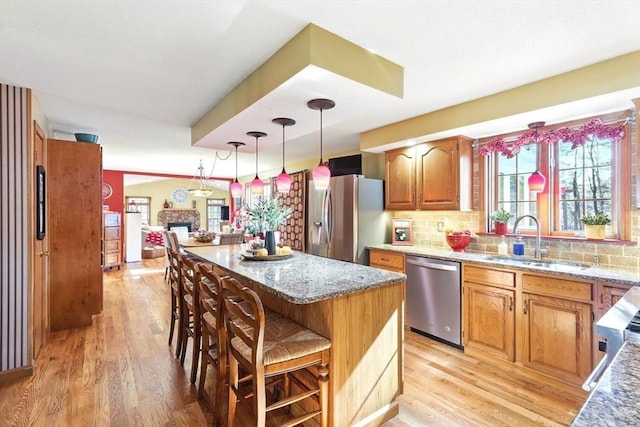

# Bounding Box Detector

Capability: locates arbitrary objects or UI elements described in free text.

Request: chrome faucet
[513,214,546,260]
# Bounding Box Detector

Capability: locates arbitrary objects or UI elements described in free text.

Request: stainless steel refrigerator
[307,175,389,264]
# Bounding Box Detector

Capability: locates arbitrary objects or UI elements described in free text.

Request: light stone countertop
[367,244,640,286]
[571,341,640,427]
[184,244,406,304]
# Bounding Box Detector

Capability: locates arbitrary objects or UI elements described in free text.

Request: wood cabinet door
[384,147,415,210]
[464,282,515,361]
[416,138,459,210]
[522,293,592,385]
[47,138,103,332]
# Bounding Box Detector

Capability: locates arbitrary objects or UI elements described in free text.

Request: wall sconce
[247,131,267,195]
[227,141,245,198]
[307,98,335,190]
[272,117,295,194]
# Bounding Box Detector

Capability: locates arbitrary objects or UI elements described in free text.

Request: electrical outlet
[437,221,444,232]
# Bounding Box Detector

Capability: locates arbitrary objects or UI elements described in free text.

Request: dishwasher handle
[406,258,459,272]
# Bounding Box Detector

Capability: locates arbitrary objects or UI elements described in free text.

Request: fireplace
[157,209,200,230]
[167,222,192,232]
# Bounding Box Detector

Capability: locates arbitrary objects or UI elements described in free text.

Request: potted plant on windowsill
[489,208,513,235]
[581,213,611,239]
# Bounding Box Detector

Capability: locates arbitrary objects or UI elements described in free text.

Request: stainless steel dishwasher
[405,256,462,348]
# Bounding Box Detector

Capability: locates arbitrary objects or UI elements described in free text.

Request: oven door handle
[582,355,609,392]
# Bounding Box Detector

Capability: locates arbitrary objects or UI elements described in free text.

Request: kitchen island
[185,245,406,427]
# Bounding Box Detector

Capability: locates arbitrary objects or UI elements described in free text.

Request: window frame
[125,196,151,225]
[206,198,226,231]
[481,111,632,241]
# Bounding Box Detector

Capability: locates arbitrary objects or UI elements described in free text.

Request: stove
[583,286,640,391]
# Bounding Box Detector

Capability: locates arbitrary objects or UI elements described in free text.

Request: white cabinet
[125,212,142,262]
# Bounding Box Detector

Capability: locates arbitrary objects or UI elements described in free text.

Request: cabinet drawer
[370,250,405,272]
[464,265,515,288]
[523,275,592,302]
[104,226,120,240]
[104,253,120,265]
[104,240,120,252]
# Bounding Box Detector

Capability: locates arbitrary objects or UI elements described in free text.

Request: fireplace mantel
[158,209,200,230]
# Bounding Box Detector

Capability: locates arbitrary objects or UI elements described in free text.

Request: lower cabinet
[463,264,594,387]
[369,249,405,273]
[464,282,515,362]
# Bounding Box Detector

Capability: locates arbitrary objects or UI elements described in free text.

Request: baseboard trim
[0,365,33,384]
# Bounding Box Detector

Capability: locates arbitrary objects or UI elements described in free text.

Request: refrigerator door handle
[323,187,332,248]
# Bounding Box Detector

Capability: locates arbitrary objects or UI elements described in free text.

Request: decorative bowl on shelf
[445,233,471,252]
[74,133,100,143]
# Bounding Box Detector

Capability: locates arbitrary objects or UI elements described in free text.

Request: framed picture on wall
[36,165,46,240]
[392,218,412,246]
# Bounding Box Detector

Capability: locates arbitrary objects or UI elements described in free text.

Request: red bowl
[446,234,471,252]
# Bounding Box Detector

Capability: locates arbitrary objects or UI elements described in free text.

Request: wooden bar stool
[196,264,227,426]
[179,254,201,384]
[166,247,183,358]
[221,276,331,427]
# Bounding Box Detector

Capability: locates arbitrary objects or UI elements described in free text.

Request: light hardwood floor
[0,258,587,426]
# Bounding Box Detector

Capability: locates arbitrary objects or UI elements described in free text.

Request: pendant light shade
[527,121,546,193]
[307,98,335,191]
[188,159,214,198]
[272,117,296,194]
[528,170,546,193]
[247,131,266,195]
[227,141,245,198]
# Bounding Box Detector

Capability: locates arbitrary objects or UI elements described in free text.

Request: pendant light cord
[255,136,259,179]
[319,108,324,165]
[282,125,286,170]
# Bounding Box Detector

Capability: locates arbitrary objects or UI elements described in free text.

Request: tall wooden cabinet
[47,138,103,331]
[384,136,473,210]
[103,211,122,269]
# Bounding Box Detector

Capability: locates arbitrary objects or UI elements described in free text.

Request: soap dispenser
[513,236,525,257]
[498,236,508,256]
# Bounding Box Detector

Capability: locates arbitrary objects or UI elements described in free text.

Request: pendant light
[247,131,267,195]
[227,141,245,198]
[527,121,546,193]
[307,98,335,190]
[188,159,214,198]
[272,117,296,194]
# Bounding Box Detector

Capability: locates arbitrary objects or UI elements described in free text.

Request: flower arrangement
[581,212,611,225]
[243,195,293,234]
[478,118,626,158]
[194,229,215,242]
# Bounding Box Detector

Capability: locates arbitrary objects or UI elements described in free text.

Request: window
[206,198,225,231]
[485,112,631,240]
[125,196,150,224]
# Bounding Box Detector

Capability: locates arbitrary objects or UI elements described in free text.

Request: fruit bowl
[445,233,471,252]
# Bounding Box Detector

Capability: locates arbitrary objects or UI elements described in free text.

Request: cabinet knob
[39,250,49,257]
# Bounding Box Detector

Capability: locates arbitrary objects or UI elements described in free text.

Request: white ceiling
[1,1,639,180]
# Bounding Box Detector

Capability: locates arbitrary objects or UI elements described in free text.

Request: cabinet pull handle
[508,296,513,311]
[381,257,389,262]
[523,299,528,315]
[600,293,603,305]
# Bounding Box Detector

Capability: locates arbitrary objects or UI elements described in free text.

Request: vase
[585,224,605,239]
[265,230,276,255]
[494,222,509,235]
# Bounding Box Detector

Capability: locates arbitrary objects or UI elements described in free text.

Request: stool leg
[227,355,238,427]
[190,319,201,384]
[175,298,185,358]
[319,355,330,427]
[198,330,208,398]
[168,293,177,346]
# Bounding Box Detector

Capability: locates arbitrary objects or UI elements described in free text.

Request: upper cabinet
[385,136,473,211]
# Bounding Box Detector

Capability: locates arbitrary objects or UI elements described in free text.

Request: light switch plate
[437,221,444,232]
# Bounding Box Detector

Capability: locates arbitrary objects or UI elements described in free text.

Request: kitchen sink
[482,255,590,272]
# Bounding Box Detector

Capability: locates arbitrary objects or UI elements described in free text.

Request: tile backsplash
[393,210,640,269]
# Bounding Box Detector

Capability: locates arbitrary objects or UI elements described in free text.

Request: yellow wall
[125,178,229,227]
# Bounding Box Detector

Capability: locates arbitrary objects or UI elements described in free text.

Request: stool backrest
[221,276,265,368]
[166,247,182,289]
[198,265,224,332]
[164,230,180,251]
[180,255,200,314]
